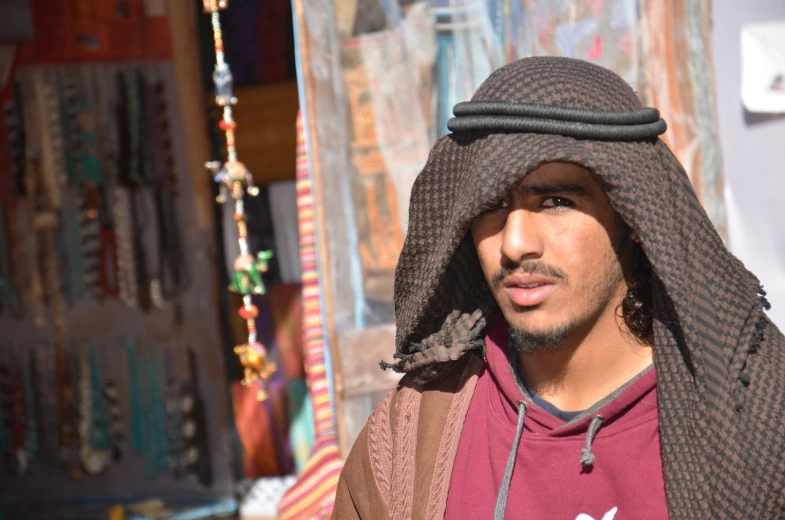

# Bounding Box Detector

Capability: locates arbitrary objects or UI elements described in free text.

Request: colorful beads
[238,304,258,320]
[218,119,236,131]
[205,0,274,400]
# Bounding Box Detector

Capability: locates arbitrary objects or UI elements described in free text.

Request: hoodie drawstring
[580,415,605,467]
[494,400,528,520]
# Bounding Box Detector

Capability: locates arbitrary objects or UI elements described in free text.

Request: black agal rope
[447,101,667,141]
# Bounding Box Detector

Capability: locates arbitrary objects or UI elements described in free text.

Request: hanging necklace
[203,0,276,400]
[90,68,119,301]
[21,68,68,338]
[118,71,152,312]
[99,341,125,462]
[112,71,139,309]
[149,79,189,321]
[77,344,110,476]
[164,345,184,476]
[19,71,49,329]
[75,70,105,302]
[182,345,211,485]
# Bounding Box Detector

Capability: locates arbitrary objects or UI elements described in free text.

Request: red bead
[219,119,236,131]
[238,305,258,320]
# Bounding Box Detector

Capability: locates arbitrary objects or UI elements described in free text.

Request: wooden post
[166,0,214,232]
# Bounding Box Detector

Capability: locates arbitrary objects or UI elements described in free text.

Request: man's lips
[502,275,557,307]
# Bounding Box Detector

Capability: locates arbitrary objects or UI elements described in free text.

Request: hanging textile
[277,112,342,520]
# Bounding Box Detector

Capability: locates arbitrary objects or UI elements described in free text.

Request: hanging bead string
[164,345,184,477]
[62,188,86,304]
[183,345,210,485]
[113,185,138,308]
[125,71,153,313]
[25,69,68,338]
[88,345,110,457]
[113,71,139,309]
[41,69,69,338]
[75,71,104,302]
[36,69,65,209]
[20,72,49,330]
[90,67,120,301]
[151,79,189,321]
[78,343,110,476]
[202,0,275,401]
[98,341,125,462]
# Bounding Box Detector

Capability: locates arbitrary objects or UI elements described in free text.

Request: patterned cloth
[277,112,343,519]
[389,57,784,518]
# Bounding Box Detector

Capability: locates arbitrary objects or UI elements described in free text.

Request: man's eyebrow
[513,182,590,196]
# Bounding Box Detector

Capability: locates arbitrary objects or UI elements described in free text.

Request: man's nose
[500,208,544,264]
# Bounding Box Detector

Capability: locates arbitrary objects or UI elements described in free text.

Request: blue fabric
[521,379,584,423]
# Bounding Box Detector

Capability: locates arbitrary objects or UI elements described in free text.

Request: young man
[333,57,785,519]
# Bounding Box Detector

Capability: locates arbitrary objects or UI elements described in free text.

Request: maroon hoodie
[444,316,669,520]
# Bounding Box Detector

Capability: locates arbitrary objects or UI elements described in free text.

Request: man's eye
[541,197,573,209]
[490,198,510,211]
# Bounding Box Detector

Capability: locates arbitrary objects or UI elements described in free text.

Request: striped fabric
[277,112,343,519]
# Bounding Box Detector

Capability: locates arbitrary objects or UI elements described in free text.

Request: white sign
[741,21,785,113]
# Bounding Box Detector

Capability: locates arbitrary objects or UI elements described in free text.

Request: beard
[502,254,625,354]
[509,322,575,353]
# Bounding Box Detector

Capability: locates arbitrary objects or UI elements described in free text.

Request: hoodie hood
[390,56,782,518]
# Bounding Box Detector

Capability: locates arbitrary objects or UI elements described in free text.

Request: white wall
[713,0,785,328]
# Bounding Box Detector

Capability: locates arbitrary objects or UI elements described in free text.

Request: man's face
[471,162,630,352]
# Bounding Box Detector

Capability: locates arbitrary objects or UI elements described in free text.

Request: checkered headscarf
[390,57,785,518]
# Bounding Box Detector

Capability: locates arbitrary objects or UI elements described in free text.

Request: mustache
[491,261,568,289]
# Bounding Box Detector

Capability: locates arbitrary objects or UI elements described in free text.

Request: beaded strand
[202,0,275,401]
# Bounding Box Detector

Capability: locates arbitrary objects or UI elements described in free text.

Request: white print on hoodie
[576,507,618,520]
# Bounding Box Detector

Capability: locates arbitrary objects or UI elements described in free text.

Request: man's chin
[508,321,575,354]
